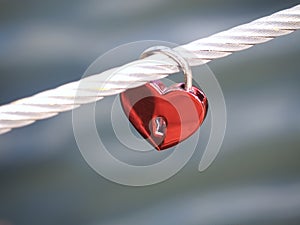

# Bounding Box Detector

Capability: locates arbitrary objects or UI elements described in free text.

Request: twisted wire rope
[1,4,300,135]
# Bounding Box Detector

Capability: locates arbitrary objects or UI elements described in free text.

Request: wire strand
[1,4,300,135]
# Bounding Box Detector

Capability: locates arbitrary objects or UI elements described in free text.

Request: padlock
[120,46,208,150]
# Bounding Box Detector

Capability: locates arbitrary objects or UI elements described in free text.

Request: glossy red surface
[120,81,208,150]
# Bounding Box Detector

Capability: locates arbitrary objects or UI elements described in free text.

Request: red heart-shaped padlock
[120,80,208,150]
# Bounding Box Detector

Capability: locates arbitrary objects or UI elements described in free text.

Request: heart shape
[120,81,208,150]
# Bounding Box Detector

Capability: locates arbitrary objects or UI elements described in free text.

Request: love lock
[120,46,208,150]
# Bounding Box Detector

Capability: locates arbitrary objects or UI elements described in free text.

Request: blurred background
[1,0,300,224]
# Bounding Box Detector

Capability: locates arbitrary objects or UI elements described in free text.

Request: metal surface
[140,46,193,91]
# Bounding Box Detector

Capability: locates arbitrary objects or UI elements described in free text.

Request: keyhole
[151,116,167,137]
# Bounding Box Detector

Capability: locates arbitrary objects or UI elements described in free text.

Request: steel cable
[1,4,300,135]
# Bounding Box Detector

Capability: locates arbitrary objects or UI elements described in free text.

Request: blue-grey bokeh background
[0,1,300,225]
